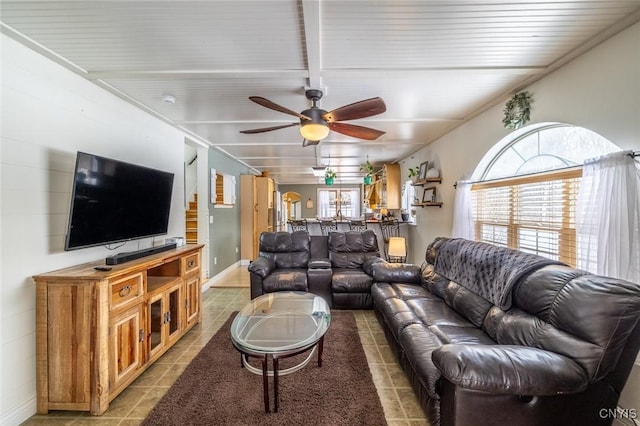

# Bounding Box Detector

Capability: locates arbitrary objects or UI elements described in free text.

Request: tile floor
[23,266,429,426]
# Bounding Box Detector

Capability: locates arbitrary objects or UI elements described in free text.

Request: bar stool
[288,219,308,232]
[348,219,368,232]
[318,218,338,236]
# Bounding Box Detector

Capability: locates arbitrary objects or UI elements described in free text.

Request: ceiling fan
[239,89,386,147]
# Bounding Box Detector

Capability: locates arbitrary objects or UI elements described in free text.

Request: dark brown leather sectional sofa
[369,237,640,426]
[248,230,382,309]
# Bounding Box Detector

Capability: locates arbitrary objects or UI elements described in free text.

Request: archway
[282,191,302,221]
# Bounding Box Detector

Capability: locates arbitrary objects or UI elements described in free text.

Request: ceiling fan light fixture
[241,92,386,144]
[300,122,330,141]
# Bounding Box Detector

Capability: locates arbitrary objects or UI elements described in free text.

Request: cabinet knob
[119,285,132,297]
[188,260,195,268]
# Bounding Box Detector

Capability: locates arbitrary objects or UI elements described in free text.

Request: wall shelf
[412,171,443,208]
[412,177,442,186]
[412,202,443,208]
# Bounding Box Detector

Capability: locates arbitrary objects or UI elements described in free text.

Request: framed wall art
[418,161,429,181]
[422,186,437,203]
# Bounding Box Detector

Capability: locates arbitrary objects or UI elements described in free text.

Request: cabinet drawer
[183,253,200,275]
[110,273,144,311]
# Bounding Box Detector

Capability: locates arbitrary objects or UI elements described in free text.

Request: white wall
[401,21,640,412]
[0,35,186,424]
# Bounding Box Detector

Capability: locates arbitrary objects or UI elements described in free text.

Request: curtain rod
[628,151,639,158]
[453,165,582,188]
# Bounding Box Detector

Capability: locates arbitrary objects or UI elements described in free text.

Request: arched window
[470,123,620,266]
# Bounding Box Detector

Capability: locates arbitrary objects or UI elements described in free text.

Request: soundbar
[105,242,177,265]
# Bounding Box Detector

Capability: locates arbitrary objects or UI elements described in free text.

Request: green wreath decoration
[502,91,532,129]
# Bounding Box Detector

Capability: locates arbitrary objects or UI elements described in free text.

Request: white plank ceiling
[2,0,639,184]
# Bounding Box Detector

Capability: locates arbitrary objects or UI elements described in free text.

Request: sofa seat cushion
[407,298,474,327]
[371,282,398,302]
[372,282,441,304]
[433,344,588,395]
[376,297,423,340]
[428,325,497,345]
[262,269,308,293]
[393,283,441,301]
[399,323,444,400]
[332,268,373,293]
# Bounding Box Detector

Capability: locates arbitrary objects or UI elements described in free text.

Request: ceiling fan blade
[328,122,385,140]
[302,139,320,147]
[239,123,299,134]
[323,97,386,122]
[249,96,311,120]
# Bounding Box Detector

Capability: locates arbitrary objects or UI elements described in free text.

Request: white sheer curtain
[452,181,474,240]
[576,151,640,282]
[317,190,331,218]
[343,189,360,218]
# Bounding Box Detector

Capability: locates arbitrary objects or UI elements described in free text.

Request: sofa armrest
[367,261,422,284]
[248,256,275,278]
[308,258,331,269]
[432,344,588,396]
[362,257,387,275]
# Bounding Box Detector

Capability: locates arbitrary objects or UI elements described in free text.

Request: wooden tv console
[33,244,204,415]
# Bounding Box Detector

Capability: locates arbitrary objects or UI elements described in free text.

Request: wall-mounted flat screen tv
[64,151,175,250]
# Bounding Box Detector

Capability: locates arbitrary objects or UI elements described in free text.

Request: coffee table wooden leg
[318,336,325,367]
[261,356,270,413]
[273,357,279,413]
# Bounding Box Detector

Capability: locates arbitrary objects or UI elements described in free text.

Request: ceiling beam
[86,69,308,80]
[301,0,322,91]
[86,66,544,80]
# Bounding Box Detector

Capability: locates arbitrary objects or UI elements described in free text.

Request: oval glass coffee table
[230,291,331,413]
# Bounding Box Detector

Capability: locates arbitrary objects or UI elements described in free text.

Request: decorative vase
[325,177,334,185]
[363,175,373,185]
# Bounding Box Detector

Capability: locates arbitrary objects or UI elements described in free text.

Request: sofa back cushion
[258,231,310,268]
[422,264,492,328]
[328,230,380,269]
[501,265,640,383]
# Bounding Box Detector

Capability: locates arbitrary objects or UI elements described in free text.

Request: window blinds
[471,169,582,267]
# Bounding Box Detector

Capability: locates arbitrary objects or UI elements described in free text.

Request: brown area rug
[143,311,387,426]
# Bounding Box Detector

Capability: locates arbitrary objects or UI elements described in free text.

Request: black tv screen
[65,152,175,250]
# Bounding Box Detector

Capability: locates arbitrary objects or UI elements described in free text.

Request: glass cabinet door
[168,286,180,337]
[149,296,163,353]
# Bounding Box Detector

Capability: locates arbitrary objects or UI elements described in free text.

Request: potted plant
[408,166,420,183]
[360,160,375,185]
[324,168,336,185]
